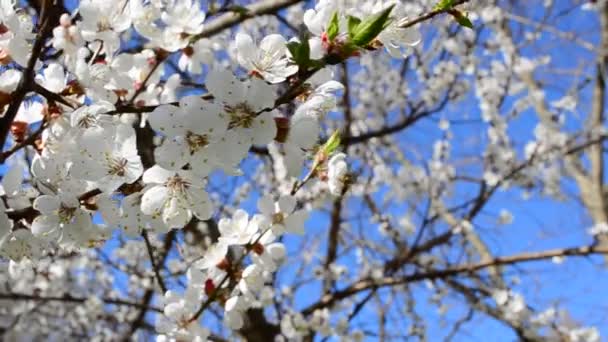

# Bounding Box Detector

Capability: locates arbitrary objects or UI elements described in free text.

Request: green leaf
[347,15,361,39]
[433,0,455,11]
[327,11,340,42]
[323,130,342,155]
[350,4,395,47]
[449,9,473,29]
[286,39,311,67]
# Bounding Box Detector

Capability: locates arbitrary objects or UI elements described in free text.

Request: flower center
[97,18,112,32]
[165,176,190,193]
[185,131,209,154]
[252,49,282,72]
[77,113,97,129]
[226,103,256,129]
[251,242,265,255]
[272,212,285,225]
[108,157,128,176]
[58,205,77,224]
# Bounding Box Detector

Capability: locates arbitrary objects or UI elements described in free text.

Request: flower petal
[257,196,275,216]
[143,165,174,184]
[278,195,296,214]
[31,215,60,237]
[188,189,212,220]
[33,195,60,214]
[206,69,244,106]
[251,111,277,146]
[154,139,188,170]
[141,185,168,215]
[285,210,307,235]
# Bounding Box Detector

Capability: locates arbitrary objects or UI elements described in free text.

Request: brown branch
[189,0,304,42]
[398,0,471,30]
[127,54,167,104]
[0,0,60,152]
[142,230,168,293]
[124,230,176,339]
[0,120,47,163]
[302,245,608,315]
[31,82,77,109]
[323,195,343,293]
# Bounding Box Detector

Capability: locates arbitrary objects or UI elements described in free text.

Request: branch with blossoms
[300,244,608,315]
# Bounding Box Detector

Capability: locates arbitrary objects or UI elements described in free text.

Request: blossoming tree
[0,0,606,340]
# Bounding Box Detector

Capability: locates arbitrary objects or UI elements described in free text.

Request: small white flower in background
[568,327,600,342]
[0,1,34,67]
[129,0,162,42]
[303,0,339,59]
[31,192,107,248]
[52,14,84,61]
[160,0,206,51]
[497,209,513,225]
[156,289,210,341]
[148,95,231,175]
[303,0,337,38]
[235,33,298,83]
[36,63,68,93]
[492,289,527,321]
[310,308,332,337]
[178,39,215,74]
[194,242,228,270]
[282,111,320,177]
[250,230,287,272]
[122,193,169,234]
[280,312,309,340]
[217,209,259,246]
[15,101,44,126]
[296,80,344,119]
[0,200,14,243]
[68,103,117,145]
[369,2,421,57]
[453,220,473,234]
[0,69,22,94]
[97,192,167,237]
[206,69,278,149]
[223,295,248,330]
[141,165,212,228]
[2,163,24,197]
[327,153,348,196]
[588,222,608,236]
[0,229,43,261]
[71,124,143,193]
[257,195,307,235]
[238,264,265,296]
[31,154,70,192]
[79,0,132,55]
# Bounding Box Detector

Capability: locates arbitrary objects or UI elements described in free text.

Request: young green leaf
[434,0,455,11]
[449,9,473,29]
[347,15,361,39]
[327,11,340,42]
[286,39,311,67]
[350,4,395,47]
[323,130,342,155]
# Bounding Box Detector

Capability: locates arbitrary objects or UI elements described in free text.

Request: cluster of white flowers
[153,195,307,338]
[492,289,528,322]
[0,0,434,335]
